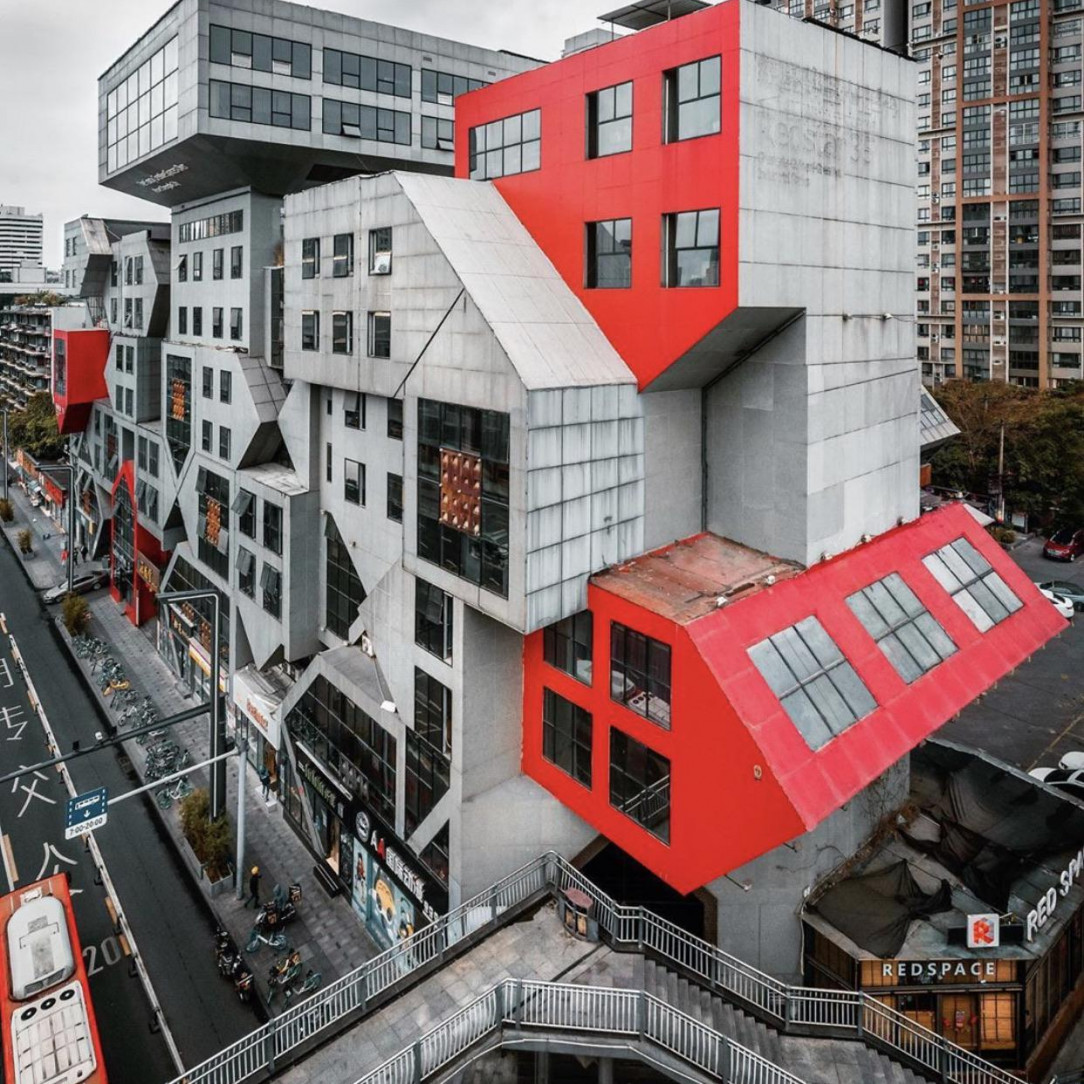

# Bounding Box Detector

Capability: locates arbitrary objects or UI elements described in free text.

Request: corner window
[301,310,319,350]
[610,730,670,843]
[543,688,592,787]
[664,56,721,142]
[922,537,1023,631]
[468,108,541,180]
[369,228,392,274]
[544,611,593,684]
[332,233,354,277]
[587,81,632,158]
[586,219,632,288]
[611,623,671,727]
[663,209,719,287]
[302,237,320,278]
[748,616,877,751]
[387,473,403,523]
[415,578,453,662]
[332,311,353,354]
[344,458,365,505]
[368,312,391,358]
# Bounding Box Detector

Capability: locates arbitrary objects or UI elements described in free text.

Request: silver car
[42,569,110,604]
[1037,580,1084,612]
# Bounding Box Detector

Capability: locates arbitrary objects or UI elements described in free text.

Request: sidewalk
[0,479,378,1017]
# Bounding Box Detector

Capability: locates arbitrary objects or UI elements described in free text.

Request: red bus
[0,874,106,1084]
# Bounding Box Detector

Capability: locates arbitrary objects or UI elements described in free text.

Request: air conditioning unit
[933,194,941,203]
[931,333,940,342]
[994,338,1006,346]
[360,632,375,657]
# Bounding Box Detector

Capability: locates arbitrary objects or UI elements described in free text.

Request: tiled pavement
[0,478,379,1025]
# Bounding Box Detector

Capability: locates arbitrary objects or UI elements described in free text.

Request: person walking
[245,865,262,908]
[258,765,271,800]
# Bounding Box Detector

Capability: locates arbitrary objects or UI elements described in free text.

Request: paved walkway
[0,477,378,1024]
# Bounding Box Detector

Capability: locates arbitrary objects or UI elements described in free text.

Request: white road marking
[12,770,56,818]
[2,705,26,740]
[0,658,12,688]
[0,833,16,892]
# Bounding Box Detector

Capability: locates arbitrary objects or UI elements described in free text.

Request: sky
[0,0,603,268]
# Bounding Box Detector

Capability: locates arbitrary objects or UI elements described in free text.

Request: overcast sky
[0,0,603,267]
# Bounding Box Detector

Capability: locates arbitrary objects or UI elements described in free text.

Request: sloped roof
[395,172,637,391]
[919,387,960,451]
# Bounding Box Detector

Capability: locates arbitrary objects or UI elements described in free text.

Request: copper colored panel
[171,378,187,421]
[205,497,222,546]
[439,448,482,536]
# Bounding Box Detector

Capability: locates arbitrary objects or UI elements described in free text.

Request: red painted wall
[522,505,1065,894]
[52,329,109,435]
[454,2,741,389]
[109,462,166,627]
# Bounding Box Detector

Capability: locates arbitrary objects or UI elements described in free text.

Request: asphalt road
[940,536,1084,772]
[0,536,257,1082]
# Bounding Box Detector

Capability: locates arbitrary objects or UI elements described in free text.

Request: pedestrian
[245,865,262,908]
[61,547,68,564]
[79,544,88,563]
[258,765,271,800]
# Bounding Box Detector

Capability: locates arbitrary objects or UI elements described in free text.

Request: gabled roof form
[919,387,960,452]
[395,172,638,391]
[688,503,1064,839]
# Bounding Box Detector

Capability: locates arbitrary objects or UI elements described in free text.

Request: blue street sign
[64,787,108,839]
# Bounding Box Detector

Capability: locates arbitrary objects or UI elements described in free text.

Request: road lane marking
[0,658,11,688]
[1,833,16,891]
[12,770,56,817]
[2,705,26,740]
[36,842,77,881]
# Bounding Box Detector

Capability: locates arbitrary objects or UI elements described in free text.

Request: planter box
[179,834,234,899]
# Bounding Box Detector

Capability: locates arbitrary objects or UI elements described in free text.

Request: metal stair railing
[351,979,811,1084]
[164,851,1022,1084]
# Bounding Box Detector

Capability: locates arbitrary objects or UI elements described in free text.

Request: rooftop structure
[0,205,44,276]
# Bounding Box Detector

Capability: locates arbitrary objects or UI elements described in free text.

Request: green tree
[61,594,91,636]
[6,392,65,462]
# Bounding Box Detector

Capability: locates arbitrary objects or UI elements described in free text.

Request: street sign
[64,787,108,839]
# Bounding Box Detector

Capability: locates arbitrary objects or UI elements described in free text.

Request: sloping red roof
[686,503,1065,833]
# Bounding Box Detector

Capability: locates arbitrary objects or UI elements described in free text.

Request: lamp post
[39,461,74,596]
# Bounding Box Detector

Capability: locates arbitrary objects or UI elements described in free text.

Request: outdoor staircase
[641,959,927,1084]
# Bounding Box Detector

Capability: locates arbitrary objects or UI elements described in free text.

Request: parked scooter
[214,926,254,1001]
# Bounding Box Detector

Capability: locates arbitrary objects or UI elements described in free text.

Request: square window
[587,81,632,158]
[664,209,719,287]
[664,56,721,142]
[609,729,669,842]
[544,611,593,684]
[610,622,671,727]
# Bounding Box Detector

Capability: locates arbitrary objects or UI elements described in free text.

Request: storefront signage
[295,749,347,821]
[880,960,999,984]
[186,640,228,693]
[967,913,1000,949]
[232,669,282,750]
[136,553,161,593]
[1026,848,1084,941]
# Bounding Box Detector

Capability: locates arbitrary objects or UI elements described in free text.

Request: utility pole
[996,420,1006,525]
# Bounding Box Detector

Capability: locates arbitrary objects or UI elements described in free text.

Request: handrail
[165,851,1021,1084]
[351,979,811,1084]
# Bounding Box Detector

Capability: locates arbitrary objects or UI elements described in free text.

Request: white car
[1039,587,1075,620]
[1030,767,1084,801]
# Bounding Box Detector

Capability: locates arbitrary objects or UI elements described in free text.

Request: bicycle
[283,969,322,1007]
[246,927,289,953]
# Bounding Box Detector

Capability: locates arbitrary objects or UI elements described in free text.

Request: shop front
[232,666,284,790]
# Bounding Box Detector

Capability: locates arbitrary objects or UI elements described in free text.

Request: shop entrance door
[940,993,979,1049]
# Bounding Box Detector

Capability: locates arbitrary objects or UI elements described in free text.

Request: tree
[61,594,91,636]
[13,291,67,308]
[6,393,65,462]
[0,498,12,523]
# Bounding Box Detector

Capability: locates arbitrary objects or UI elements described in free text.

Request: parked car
[1038,587,1075,620]
[1043,526,1084,562]
[42,569,109,604]
[1029,767,1084,800]
[1037,580,1084,611]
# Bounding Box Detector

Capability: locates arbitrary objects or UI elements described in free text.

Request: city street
[0,534,256,1082]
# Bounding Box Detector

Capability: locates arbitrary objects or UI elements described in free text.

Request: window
[544,611,593,684]
[208,25,311,79]
[125,388,134,417]
[664,209,719,287]
[263,502,283,554]
[111,298,118,325]
[332,311,353,354]
[405,728,450,837]
[587,81,632,158]
[344,391,364,429]
[195,467,230,580]
[104,36,179,174]
[201,420,212,452]
[415,667,452,755]
[220,370,231,404]
[369,227,392,274]
[415,578,453,661]
[165,354,191,473]
[420,823,449,888]
[202,366,214,398]
[543,689,592,787]
[387,398,403,439]
[134,255,144,285]
[212,307,224,339]
[387,473,403,522]
[234,488,255,538]
[748,616,877,751]
[610,730,670,843]
[230,307,243,341]
[586,219,632,288]
[417,399,510,596]
[133,298,143,331]
[192,251,203,281]
[260,563,282,617]
[321,99,410,144]
[922,537,1023,631]
[344,458,365,505]
[208,80,310,130]
[421,68,486,105]
[323,48,410,96]
[421,116,454,150]
[302,237,320,278]
[230,245,243,279]
[237,547,255,598]
[219,426,231,460]
[178,210,244,244]
[178,306,187,335]
[301,311,319,350]
[333,233,354,277]
[665,56,721,142]
[325,516,365,639]
[326,443,333,483]
[847,574,957,683]
[468,108,541,179]
[368,312,391,358]
[611,623,671,727]
[213,247,224,280]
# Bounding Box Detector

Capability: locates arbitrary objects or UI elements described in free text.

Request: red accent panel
[109,462,167,627]
[522,504,1064,894]
[52,329,109,435]
[454,2,741,389]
